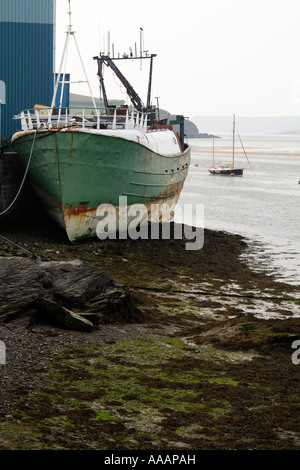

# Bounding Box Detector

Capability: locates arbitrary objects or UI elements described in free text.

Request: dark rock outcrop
[0,257,140,331]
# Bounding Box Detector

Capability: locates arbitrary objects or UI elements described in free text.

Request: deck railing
[14,106,149,133]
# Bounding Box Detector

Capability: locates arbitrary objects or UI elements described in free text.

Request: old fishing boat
[207,114,250,176]
[11,3,190,241]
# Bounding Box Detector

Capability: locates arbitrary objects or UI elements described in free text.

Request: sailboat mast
[212,137,215,167]
[232,113,235,167]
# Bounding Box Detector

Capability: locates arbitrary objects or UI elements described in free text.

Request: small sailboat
[207,114,250,176]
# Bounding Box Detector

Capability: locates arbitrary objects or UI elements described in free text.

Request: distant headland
[185,132,220,139]
[191,115,300,135]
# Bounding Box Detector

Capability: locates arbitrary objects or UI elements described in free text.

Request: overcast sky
[55,0,300,118]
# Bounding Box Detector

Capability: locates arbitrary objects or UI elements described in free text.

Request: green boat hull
[12,129,191,241]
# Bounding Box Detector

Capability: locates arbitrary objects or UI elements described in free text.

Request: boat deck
[14,106,150,133]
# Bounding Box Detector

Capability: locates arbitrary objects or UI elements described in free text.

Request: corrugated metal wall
[0,0,55,139]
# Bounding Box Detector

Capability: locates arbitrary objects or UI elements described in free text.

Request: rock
[84,285,141,324]
[0,257,139,331]
[0,257,43,319]
[193,316,300,353]
[38,298,94,332]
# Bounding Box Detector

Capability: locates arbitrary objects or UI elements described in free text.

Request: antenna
[107,31,110,56]
[139,28,143,56]
[67,0,72,32]
[98,12,101,52]
[155,97,160,122]
[140,27,144,69]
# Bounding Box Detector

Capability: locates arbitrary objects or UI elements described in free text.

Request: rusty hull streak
[63,205,99,240]
[63,203,98,234]
[62,188,184,242]
[63,204,100,221]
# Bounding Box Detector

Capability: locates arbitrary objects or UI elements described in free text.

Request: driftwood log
[0,257,140,331]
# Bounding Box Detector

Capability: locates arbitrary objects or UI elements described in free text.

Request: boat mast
[232,114,235,167]
[146,54,154,113]
[212,137,215,167]
[51,0,97,112]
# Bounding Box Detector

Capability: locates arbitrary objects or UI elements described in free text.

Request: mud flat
[0,216,299,450]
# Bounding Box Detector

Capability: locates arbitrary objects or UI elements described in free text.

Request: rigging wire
[237,132,252,169]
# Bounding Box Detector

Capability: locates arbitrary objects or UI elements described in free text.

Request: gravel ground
[0,216,299,450]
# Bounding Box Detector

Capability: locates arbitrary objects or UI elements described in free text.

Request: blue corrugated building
[0,0,56,139]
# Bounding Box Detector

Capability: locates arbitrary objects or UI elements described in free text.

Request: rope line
[0,127,40,219]
[0,234,34,256]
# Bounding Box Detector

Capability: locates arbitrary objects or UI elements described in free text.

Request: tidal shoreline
[0,216,300,449]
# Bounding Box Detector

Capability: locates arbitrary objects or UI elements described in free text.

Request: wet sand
[191,146,300,157]
[0,216,300,450]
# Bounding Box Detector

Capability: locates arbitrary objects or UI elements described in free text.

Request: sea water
[174,134,300,285]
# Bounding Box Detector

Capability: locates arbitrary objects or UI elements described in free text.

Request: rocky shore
[0,215,299,450]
